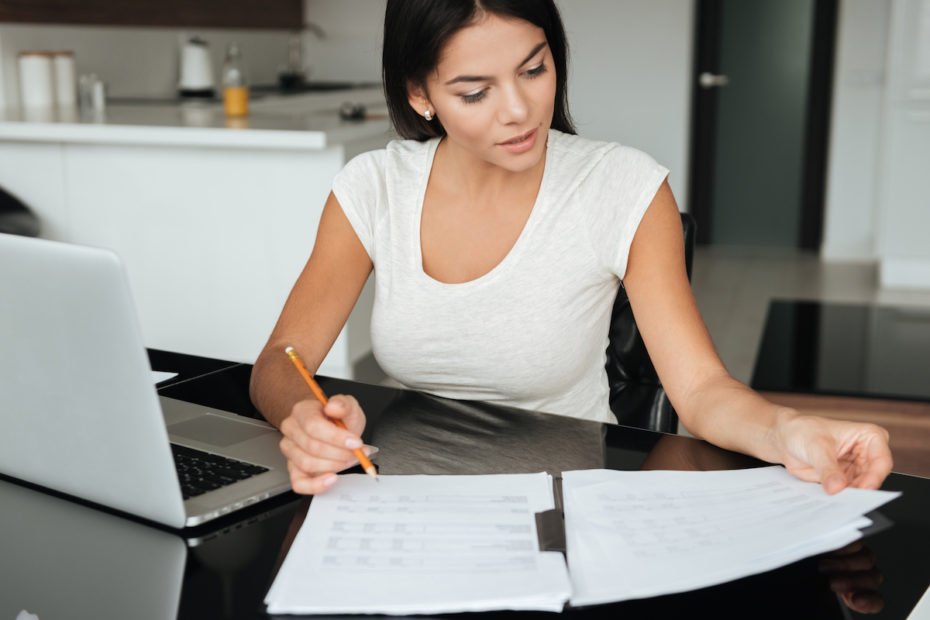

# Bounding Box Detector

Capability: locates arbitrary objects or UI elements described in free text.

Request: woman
[249,0,892,496]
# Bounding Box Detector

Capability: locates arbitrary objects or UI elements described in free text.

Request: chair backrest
[605,212,696,434]
[0,185,41,237]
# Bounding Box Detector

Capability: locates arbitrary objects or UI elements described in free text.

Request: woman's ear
[406,81,433,119]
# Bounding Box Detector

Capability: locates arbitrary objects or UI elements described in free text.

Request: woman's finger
[280,437,355,475]
[827,568,884,593]
[840,589,885,615]
[302,408,364,451]
[324,394,366,435]
[287,461,339,495]
[288,431,358,464]
[818,547,876,573]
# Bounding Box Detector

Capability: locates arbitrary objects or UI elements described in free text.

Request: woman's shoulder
[341,137,437,179]
[548,129,662,171]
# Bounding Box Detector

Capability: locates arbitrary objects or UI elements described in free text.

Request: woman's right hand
[278,394,368,494]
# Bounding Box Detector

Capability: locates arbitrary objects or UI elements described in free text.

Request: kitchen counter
[0,87,391,150]
[0,86,392,376]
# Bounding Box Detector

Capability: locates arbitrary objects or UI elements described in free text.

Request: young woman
[249,0,892,495]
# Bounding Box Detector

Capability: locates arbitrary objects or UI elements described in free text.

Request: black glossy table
[752,300,930,403]
[1,349,928,619]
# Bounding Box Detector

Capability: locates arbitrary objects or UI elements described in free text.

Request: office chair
[0,185,40,237]
[605,212,696,434]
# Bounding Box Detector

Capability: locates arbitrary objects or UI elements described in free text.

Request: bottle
[222,43,248,117]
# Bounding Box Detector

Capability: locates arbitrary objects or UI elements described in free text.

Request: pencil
[284,346,379,481]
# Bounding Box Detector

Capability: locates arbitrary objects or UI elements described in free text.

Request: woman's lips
[497,128,538,154]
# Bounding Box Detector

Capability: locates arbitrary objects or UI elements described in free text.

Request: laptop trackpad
[168,414,275,448]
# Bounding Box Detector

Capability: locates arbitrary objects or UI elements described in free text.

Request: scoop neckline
[413,131,553,291]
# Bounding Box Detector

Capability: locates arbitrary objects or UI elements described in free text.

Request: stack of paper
[563,466,899,606]
[265,466,898,614]
[265,473,571,615]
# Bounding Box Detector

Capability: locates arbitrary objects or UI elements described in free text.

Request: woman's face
[411,13,557,172]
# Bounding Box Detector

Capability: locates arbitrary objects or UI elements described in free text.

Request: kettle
[178,37,215,98]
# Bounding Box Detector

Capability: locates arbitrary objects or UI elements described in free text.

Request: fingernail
[345,437,363,449]
[322,474,338,487]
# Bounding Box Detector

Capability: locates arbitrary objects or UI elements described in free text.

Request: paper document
[264,473,571,615]
[563,466,900,606]
[265,466,898,614]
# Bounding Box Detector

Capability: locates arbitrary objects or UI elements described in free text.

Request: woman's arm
[250,191,373,493]
[622,181,893,492]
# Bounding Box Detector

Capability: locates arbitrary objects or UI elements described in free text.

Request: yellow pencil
[284,346,378,481]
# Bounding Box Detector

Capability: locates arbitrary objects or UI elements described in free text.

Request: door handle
[699,72,730,89]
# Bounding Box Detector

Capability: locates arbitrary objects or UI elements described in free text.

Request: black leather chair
[606,212,696,434]
[0,185,41,237]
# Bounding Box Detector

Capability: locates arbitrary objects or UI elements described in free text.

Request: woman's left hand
[776,413,893,494]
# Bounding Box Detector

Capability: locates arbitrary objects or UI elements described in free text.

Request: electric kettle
[178,37,215,98]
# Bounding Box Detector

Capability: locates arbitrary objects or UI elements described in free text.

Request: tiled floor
[690,246,930,385]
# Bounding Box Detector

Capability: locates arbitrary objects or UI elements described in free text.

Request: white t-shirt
[332,128,668,423]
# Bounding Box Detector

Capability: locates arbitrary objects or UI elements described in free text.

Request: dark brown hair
[382,0,576,141]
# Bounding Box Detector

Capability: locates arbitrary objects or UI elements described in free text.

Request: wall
[558,0,694,207]
[821,0,891,261]
[824,0,930,289]
[875,0,930,288]
[302,0,384,83]
[0,24,292,106]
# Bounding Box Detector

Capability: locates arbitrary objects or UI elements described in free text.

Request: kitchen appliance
[17,51,55,108]
[178,37,215,98]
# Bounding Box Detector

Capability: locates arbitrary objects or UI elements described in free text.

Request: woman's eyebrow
[443,41,548,86]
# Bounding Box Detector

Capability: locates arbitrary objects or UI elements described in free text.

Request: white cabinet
[0,131,390,378]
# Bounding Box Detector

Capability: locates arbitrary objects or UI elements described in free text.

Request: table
[1,349,928,619]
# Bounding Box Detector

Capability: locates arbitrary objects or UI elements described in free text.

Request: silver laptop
[0,233,291,528]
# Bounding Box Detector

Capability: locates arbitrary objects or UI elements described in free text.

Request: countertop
[0,87,392,150]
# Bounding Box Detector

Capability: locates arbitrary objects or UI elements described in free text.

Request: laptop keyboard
[171,444,269,500]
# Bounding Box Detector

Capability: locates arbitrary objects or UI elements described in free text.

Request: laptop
[0,233,291,528]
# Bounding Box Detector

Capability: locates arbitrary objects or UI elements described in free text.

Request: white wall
[824,0,930,289]
[302,0,385,83]
[875,0,930,288]
[0,24,292,106]
[559,0,694,208]
[822,0,891,261]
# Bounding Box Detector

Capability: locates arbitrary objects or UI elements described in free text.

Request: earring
[424,109,433,121]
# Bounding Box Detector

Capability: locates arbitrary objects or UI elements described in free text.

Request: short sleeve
[331,149,386,261]
[580,145,669,279]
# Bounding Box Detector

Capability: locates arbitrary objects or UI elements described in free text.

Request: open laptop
[0,233,291,528]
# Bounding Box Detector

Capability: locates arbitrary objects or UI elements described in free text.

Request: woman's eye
[525,63,547,79]
[461,90,487,104]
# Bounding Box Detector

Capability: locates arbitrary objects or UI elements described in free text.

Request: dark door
[688,0,838,249]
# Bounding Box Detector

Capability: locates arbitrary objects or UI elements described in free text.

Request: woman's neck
[433,135,547,203]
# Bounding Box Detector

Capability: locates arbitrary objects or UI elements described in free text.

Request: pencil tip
[284,346,294,354]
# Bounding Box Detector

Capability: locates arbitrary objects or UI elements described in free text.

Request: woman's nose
[497,83,529,125]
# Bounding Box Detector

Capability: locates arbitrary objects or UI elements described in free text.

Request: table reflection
[366,391,607,475]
